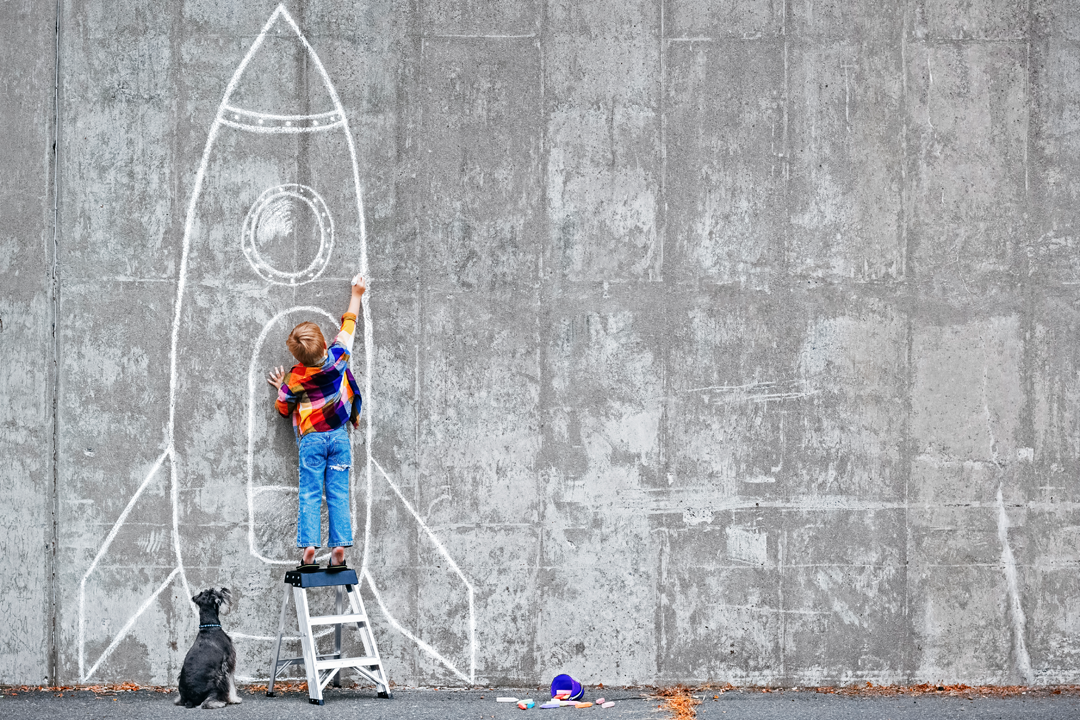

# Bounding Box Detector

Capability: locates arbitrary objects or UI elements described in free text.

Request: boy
[266,276,366,572]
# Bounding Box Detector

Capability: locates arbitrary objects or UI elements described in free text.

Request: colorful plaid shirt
[275,314,362,438]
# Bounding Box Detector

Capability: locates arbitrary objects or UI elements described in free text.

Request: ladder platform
[284,568,359,588]
[308,612,368,625]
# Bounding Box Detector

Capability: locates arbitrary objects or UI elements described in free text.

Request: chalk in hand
[352,273,364,286]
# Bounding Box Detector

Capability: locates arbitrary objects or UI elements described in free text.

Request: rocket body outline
[78,3,475,686]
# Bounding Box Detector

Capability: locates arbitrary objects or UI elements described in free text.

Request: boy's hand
[345,275,365,320]
[266,366,286,390]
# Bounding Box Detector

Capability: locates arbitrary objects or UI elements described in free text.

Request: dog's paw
[227,696,243,705]
[200,699,227,709]
[173,695,183,706]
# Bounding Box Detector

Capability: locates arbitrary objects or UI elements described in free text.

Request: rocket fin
[78,450,185,682]
[364,460,477,684]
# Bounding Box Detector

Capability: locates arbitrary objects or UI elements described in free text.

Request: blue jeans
[296,426,353,548]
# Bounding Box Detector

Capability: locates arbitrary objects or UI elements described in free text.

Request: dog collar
[199,624,221,629]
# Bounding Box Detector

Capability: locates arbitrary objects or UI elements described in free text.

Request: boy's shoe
[327,547,348,572]
[297,547,320,573]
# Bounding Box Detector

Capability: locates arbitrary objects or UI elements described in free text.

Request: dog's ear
[217,588,233,616]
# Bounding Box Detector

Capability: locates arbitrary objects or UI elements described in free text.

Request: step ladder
[266,568,391,705]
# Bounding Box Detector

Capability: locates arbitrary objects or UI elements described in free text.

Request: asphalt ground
[2,686,1079,720]
[696,690,1080,720]
[0,686,650,720]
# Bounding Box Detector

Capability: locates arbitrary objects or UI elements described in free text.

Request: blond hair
[287,321,326,366]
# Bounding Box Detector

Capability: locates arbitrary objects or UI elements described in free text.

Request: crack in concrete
[46,0,63,687]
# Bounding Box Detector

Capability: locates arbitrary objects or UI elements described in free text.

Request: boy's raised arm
[346,275,365,317]
[337,275,366,350]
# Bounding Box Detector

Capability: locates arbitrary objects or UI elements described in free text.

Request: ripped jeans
[296,426,353,549]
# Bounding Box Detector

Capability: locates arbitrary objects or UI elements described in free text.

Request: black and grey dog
[174,588,242,709]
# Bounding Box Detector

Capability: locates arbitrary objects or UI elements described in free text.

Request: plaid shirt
[275,314,362,438]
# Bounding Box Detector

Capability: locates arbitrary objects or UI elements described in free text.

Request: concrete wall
[3,0,1080,688]
[0,0,58,686]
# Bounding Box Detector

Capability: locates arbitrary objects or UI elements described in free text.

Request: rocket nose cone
[223,7,338,118]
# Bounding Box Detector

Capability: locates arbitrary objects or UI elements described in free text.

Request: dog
[174,588,242,709]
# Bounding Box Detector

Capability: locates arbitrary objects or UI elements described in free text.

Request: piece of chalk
[518,699,535,709]
[497,697,519,703]
[595,698,605,704]
[352,273,363,285]
[574,702,593,708]
[601,702,615,709]
[558,700,576,706]
[554,690,572,700]
[540,702,561,709]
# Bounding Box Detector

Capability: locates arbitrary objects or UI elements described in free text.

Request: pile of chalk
[495,695,615,710]
[496,674,615,710]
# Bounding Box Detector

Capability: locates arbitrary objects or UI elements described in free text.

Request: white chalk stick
[601,702,615,708]
[497,697,519,703]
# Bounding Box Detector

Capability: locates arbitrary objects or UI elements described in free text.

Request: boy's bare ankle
[302,546,316,565]
[331,547,346,564]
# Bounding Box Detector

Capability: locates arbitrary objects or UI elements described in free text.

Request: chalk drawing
[220,108,345,134]
[997,485,1033,683]
[373,459,477,683]
[245,305,355,567]
[79,4,476,684]
[77,449,171,681]
[679,379,814,405]
[726,525,768,566]
[241,185,334,285]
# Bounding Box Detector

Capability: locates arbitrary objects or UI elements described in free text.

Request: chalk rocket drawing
[79,4,475,685]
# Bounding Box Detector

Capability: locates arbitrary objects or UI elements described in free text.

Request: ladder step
[314,656,380,670]
[308,612,368,625]
[276,653,347,667]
